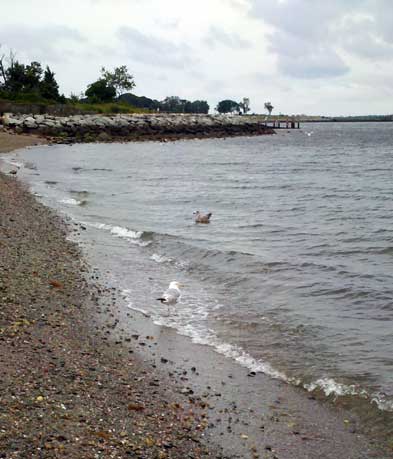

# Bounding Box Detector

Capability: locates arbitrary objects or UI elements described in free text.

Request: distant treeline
[118,94,209,114]
[328,115,393,122]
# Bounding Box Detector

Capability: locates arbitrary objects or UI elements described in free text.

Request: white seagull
[193,211,212,224]
[156,281,183,313]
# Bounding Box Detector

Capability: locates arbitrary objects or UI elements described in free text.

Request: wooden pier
[262,119,300,129]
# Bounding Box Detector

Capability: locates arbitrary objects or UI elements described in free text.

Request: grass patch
[70,102,150,114]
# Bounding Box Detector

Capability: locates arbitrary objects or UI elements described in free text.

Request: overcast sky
[1,0,393,116]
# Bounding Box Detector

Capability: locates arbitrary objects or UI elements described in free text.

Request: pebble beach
[0,132,222,458]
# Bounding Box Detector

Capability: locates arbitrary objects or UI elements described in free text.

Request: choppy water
[8,122,393,431]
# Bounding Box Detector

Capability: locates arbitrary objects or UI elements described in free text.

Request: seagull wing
[161,288,181,305]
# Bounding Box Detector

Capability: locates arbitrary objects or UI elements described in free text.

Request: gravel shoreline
[0,137,223,458]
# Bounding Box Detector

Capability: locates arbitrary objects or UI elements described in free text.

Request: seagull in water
[193,211,212,224]
[156,281,183,313]
[9,165,20,176]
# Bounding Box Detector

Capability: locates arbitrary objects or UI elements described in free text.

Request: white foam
[86,222,151,246]
[59,198,81,206]
[120,279,298,385]
[372,394,393,412]
[173,321,289,381]
[122,289,151,317]
[150,253,172,263]
[128,293,393,412]
[305,377,393,412]
[2,158,23,168]
[147,296,295,384]
[122,283,393,413]
[127,304,151,318]
[305,378,363,397]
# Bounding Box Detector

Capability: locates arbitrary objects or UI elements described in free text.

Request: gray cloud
[278,47,349,79]
[267,29,349,79]
[203,26,251,49]
[339,15,393,60]
[0,25,85,62]
[248,0,393,78]
[371,0,393,44]
[117,26,194,69]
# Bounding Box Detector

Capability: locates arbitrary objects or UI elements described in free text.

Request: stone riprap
[1,113,274,142]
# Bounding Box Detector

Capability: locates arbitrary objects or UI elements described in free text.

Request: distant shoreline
[301,118,393,123]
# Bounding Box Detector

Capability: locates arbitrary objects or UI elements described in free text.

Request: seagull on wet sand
[193,211,212,224]
[156,281,183,313]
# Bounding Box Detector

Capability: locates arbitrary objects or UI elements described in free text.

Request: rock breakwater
[1,113,274,142]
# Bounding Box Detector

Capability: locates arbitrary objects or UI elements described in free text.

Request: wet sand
[1,133,392,458]
[0,131,46,154]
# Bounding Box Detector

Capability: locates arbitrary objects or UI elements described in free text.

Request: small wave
[73,167,113,172]
[377,247,393,255]
[2,159,23,168]
[70,190,90,197]
[126,304,151,318]
[59,198,82,206]
[305,377,366,397]
[150,253,172,263]
[170,314,393,413]
[87,222,152,247]
[304,378,393,412]
[127,289,393,414]
[153,313,298,383]
[122,290,151,317]
[24,161,37,170]
[45,181,58,186]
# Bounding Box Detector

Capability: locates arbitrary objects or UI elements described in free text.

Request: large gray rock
[24,116,37,129]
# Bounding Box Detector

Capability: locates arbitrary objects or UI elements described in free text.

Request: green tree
[85,79,116,102]
[216,99,240,114]
[24,61,43,90]
[4,60,43,94]
[160,96,186,113]
[101,65,135,97]
[4,61,26,92]
[187,100,209,114]
[40,66,60,101]
[118,93,160,110]
[0,47,63,101]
